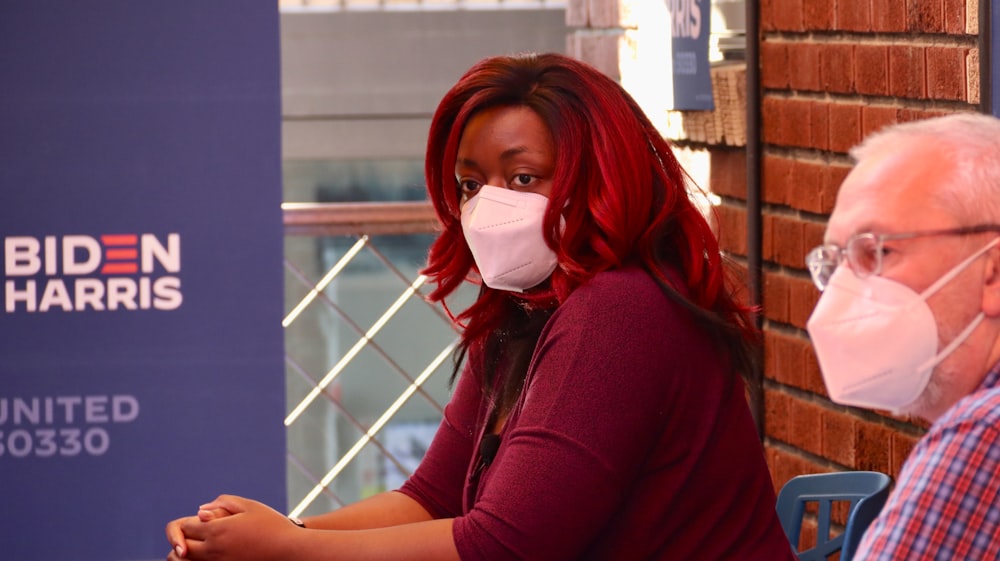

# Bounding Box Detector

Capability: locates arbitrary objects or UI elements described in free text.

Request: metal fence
[282,201,472,516]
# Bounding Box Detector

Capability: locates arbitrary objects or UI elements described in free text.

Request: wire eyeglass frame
[805,224,1000,291]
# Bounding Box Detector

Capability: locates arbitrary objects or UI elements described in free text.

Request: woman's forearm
[287,518,461,561]
[301,491,435,531]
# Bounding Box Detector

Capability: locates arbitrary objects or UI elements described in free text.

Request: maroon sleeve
[396,360,482,519]
[452,269,713,560]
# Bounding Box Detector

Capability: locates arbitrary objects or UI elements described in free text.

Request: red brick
[766,331,810,391]
[708,148,747,200]
[855,420,893,472]
[926,46,967,100]
[716,204,748,255]
[809,101,830,151]
[763,329,780,380]
[804,345,828,395]
[889,45,927,98]
[862,105,899,138]
[821,163,851,213]
[791,337,816,388]
[773,215,806,268]
[822,409,857,466]
[771,0,805,31]
[760,0,778,33]
[789,160,826,213]
[943,0,966,34]
[788,42,822,91]
[896,107,949,122]
[838,0,871,30]
[765,388,793,442]
[763,97,813,148]
[763,272,791,324]
[855,44,889,95]
[872,0,908,31]
[831,499,853,527]
[762,97,782,144]
[798,519,819,552]
[761,41,790,89]
[765,446,781,490]
[907,0,945,32]
[760,0,778,31]
[828,103,863,154]
[789,276,819,328]
[802,221,827,254]
[803,0,835,30]
[789,398,825,456]
[891,431,922,477]
[762,213,776,264]
[763,154,793,205]
[781,99,814,148]
[767,444,828,489]
[820,43,855,93]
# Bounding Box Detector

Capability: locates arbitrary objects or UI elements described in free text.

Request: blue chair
[775,471,892,561]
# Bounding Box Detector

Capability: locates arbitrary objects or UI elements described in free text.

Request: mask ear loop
[915,236,1000,375]
[918,312,985,375]
[919,237,1000,299]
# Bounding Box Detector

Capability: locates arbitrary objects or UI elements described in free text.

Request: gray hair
[849,112,1000,225]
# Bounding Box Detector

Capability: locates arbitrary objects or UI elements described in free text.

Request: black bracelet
[288,516,306,529]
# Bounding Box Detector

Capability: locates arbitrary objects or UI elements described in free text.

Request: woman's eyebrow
[499,146,530,162]
[455,157,479,170]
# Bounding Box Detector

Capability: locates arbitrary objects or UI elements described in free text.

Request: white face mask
[460,185,558,293]
[807,237,999,412]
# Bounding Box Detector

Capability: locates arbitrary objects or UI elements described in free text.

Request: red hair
[421,53,758,382]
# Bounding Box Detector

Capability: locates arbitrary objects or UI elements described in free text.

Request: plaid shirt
[855,360,1000,560]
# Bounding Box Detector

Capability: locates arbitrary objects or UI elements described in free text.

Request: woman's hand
[167,495,297,561]
[166,514,200,559]
[165,506,233,559]
[170,495,298,561]
[198,506,233,522]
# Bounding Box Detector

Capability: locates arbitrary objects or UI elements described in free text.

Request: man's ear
[984,245,1000,318]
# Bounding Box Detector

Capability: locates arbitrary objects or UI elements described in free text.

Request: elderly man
[805,112,1000,559]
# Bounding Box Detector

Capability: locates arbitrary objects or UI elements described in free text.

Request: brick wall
[567,0,985,497]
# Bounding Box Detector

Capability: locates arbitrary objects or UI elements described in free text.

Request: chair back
[775,471,891,561]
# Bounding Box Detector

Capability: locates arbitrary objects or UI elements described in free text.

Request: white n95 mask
[806,237,998,412]
[460,185,558,293]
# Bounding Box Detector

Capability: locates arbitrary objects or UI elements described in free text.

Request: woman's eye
[511,174,535,187]
[458,179,482,196]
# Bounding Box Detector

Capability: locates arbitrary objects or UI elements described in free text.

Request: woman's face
[454,105,556,203]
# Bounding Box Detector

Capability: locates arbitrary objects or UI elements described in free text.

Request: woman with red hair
[167,53,794,561]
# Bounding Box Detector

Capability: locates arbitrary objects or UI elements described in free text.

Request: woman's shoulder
[572,265,659,296]
[554,265,694,331]
[565,265,681,309]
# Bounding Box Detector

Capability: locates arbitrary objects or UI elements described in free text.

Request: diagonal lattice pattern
[283,227,467,516]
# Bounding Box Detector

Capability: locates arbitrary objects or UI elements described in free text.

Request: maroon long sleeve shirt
[400,266,795,560]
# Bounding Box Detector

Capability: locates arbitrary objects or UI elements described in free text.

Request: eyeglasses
[805,224,1000,291]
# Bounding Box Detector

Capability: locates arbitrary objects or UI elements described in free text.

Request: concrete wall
[281,9,568,160]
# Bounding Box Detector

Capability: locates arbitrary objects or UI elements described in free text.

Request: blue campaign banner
[668,0,714,110]
[0,2,286,560]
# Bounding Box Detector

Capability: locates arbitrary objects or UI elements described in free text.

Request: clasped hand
[165,495,297,561]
